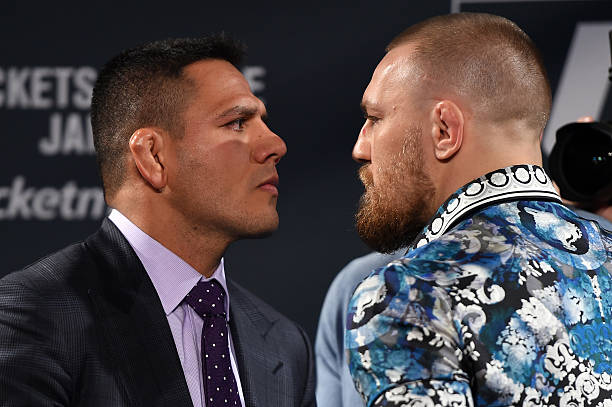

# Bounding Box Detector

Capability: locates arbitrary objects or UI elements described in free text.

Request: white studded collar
[409,165,562,250]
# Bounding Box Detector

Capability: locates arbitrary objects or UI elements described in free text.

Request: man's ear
[431,100,464,161]
[128,128,168,191]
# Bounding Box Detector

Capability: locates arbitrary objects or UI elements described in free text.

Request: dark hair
[91,35,245,200]
[387,13,551,134]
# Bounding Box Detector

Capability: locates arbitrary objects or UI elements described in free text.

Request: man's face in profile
[353,46,435,253]
[165,59,287,240]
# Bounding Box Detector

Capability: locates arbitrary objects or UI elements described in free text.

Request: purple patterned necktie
[184,279,241,407]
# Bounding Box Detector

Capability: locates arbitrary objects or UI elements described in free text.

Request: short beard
[355,127,436,253]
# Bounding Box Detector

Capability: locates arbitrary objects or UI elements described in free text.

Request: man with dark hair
[346,13,612,406]
[0,36,315,407]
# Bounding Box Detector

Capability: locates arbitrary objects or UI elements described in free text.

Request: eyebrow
[216,105,268,121]
[360,100,381,115]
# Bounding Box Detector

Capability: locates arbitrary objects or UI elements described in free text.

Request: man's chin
[357,229,417,254]
[240,228,277,240]
[237,214,279,240]
[356,205,424,253]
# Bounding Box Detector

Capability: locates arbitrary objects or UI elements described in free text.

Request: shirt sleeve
[345,259,474,407]
[314,272,345,407]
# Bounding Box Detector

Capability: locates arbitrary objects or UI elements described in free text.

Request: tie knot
[184,279,226,318]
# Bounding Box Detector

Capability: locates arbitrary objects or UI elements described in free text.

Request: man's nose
[352,122,371,163]
[253,124,287,164]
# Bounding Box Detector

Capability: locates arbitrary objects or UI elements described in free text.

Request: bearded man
[346,13,612,406]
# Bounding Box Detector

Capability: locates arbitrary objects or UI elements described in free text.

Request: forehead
[183,59,261,113]
[362,44,423,110]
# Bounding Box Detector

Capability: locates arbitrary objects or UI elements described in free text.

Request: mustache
[358,164,374,188]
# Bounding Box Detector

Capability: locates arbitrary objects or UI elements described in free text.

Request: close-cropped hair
[90,35,245,200]
[388,13,551,134]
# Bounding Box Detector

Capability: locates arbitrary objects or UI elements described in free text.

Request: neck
[111,193,231,278]
[432,124,543,212]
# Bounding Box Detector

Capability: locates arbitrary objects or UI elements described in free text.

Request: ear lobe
[432,101,464,161]
[129,128,168,191]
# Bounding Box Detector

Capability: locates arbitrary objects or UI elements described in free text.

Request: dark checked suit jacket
[0,219,315,407]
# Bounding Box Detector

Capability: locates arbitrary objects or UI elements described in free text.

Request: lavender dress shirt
[108,209,246,407]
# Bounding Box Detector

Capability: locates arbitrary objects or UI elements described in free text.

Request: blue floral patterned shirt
[346,165,612,407]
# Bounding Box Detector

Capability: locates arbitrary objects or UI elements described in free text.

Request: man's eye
[364,114,380,125]
[226,118,245,131]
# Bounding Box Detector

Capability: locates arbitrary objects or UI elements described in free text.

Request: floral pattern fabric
[346,165,612,407]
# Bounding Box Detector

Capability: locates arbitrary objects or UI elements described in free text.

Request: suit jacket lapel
[227,279,285,407]
[85,220,193,407]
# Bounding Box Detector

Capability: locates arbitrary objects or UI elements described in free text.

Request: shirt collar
[409,164,561,251]
[108,209,231,320]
